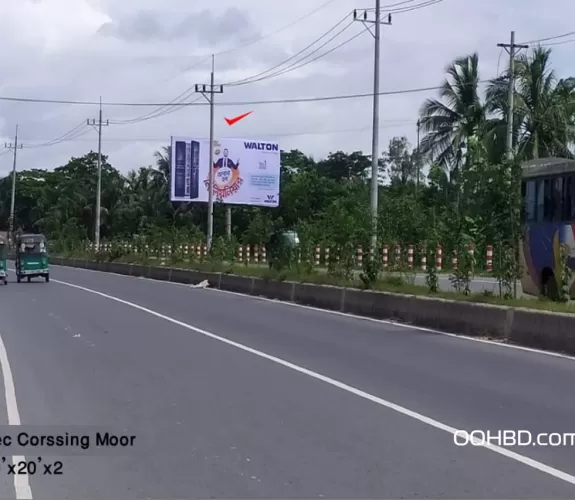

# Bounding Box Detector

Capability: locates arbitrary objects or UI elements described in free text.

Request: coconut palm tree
[418,53,486,178]
[153,146,170,182]
[485,47,575,161]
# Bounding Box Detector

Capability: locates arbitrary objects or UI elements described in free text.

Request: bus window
[536,179,545,222]
[565,175,575,222]
[553,176,563,221]
[543,178,553,221]
[524,180,536,221]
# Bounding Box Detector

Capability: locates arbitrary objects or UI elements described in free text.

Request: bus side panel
[521,229,539,296]
[559,223,575,297]
[523,222,559,293]
[523,222,575,297]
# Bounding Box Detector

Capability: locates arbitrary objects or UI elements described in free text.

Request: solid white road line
[0,334,33,498]
[44,265,575,363]
[52,277,575,488]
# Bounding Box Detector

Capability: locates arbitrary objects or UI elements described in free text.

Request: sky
[0,0,573,176]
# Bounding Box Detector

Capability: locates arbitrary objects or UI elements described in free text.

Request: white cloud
[0,0,574,176]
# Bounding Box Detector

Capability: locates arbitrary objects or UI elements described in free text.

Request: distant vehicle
[15,233,50,283]
[521,157,575,299]
[0,235,7,285]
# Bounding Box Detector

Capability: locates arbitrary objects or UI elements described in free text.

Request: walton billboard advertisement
[169,137,280,207]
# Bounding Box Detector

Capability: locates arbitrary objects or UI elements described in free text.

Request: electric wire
[540,38,575,47]
[0,80,493,108]
[110,93,203,125]
[20,120,415,144]
[224,14,353,86]
[364,0,443,14]
[25,121,89,148]
[519,30,575,45]
[108,0,439,124]
[113,1,346,123]
[228,29,366,87]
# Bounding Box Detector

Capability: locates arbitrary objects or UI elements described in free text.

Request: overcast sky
[0,0,573,176]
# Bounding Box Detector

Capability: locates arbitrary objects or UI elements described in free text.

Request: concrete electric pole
[195,55,223,252]
[353,2,391,250]
[87,97,109,249]
[5,124,23,239]
[497,31,528,299]
[497,31,528,160]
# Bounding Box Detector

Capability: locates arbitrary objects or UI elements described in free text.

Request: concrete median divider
[251,278,295,302]
[49,257,575,355]
[509,308,575,353]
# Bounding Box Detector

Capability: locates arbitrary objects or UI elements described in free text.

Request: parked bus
[521,157,575,299]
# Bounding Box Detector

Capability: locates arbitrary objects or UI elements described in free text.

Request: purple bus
[521,158,575,299]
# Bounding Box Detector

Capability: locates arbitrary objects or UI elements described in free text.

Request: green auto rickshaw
[15,233,50,283]
[0,235,7,285]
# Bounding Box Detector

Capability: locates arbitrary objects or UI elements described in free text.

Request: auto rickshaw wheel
[16,275,21,283]
[45,274,49,283]
[3,279,6,285]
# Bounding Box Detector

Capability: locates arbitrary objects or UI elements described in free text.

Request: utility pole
[497,32,528,299]
[195,55,223,251]
[353,3,392,250]
[87,97,109,249]
[5,125,23,241]
[416,119,421,192]
[497,31,528,160]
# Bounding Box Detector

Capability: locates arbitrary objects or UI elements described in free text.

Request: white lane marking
[45,265,575,363]
[0,334,33,498]
[51,277,575,487]
[206,288,575,362]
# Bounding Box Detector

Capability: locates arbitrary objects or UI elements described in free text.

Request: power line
[115,13,362,124]
[25,121,90,148]
[114,13,353,124]
[519,30,575,45]
[541,38,575,47]
[19,121,416,144]
[385,0,442,13]
[227,26,365,87]
[110,94,203,125]
[365,0,443,13]
[224,14,354,86]
[120,0,344,115]
[0,80,493,108]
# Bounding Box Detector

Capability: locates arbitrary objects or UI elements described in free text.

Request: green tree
[419,53,486,177]
[486,46,575,161]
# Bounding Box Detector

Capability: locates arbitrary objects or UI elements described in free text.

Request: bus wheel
[541,268,559,301]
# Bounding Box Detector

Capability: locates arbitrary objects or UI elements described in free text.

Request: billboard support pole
[225,206,232,238]
[196,56,223,252]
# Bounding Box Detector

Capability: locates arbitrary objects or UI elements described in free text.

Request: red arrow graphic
[224,111,252,126]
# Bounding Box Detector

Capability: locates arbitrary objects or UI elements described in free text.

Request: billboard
[169,137,280,207]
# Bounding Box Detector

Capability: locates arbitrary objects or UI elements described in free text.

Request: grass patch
[53,252,575,315]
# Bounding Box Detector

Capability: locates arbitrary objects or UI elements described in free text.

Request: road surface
[0,263,571,498]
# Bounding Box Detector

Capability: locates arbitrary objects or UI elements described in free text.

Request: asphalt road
[0,264,571,498]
